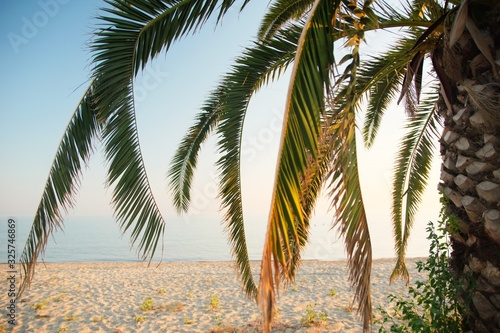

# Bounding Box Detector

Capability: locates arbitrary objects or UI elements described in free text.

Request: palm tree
[169,0,500,331]
[18,0,499,332]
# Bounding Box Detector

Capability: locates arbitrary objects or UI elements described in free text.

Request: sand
[1,258,427,332]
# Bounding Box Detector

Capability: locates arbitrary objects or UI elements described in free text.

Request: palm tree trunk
[436,2,500,331]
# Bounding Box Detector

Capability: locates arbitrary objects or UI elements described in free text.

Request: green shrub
[376,205,467,332]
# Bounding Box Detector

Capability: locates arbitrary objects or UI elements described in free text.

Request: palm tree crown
[20,0,500,332]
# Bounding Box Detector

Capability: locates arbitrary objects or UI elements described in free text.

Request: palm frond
[326,44,373,329]
[215,27,299,300]
[19,84,99,296]
[358,36,418,147]
[390,87,441,283]
[326,108,373,331]
[100,84,166,261]
[258,0,312,41]
[169,23,299,300]
[91,0,245,118]
[88,0,250,262]
[258,0,338,331]
[168,95,222,214]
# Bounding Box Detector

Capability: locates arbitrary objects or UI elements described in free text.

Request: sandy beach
[2,258,427,332]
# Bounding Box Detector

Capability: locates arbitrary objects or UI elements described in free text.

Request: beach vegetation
[213,313,224,326]
[210,295,221,312]
[157,288,167,295]
[376,210,468,333]
[140,296,154,312]
[17,0,500,332]
[300,304,328,327]
[64,313,77,321]
[91,316,104,323]
[32,299,49,310]
[54,291,67,302]
[329,288,337,297]
[57,326,69,333]
[184,316,196,325]
[133,315,146,323]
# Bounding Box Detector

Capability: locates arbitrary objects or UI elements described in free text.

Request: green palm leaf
[258,0,312,41]
[215,28,298,300]
[258,0,338,331]
[168,96,221,214]
[168,25,298,300]
[88,0,251,263]
[19,84,99,296]
[391,87,441,282]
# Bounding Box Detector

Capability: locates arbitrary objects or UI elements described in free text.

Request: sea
[0,216,429,264]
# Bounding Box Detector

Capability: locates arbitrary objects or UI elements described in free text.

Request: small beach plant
[376,207,468,332]
[32,299,49,310]
[134,315,146,323]
[91,315,104,323]
[210,295,220,312]
[300,304,328,327]
[64,313,77,321]
[140,297,154,312]
[54,292,67,302]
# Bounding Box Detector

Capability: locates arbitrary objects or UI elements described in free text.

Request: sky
[0,0,443,258]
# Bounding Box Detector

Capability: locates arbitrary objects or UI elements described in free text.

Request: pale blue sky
[0,0,442,258]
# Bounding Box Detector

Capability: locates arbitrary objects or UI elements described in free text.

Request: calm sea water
[0,216,427,263]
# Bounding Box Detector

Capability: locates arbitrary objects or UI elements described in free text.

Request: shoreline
[1,258,428,332]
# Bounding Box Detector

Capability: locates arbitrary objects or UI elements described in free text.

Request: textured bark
[436,1,500,331]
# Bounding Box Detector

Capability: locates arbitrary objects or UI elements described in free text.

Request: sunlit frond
[258,0,338,331]
[215,27,299,299]
[100,81,166,261]
[168,24,299,301]
[326,109,372,331]
[19,84,99,296]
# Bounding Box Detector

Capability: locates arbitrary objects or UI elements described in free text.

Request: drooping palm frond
[358,36,419,147]
[88,0,251,262]
[258,0,338,331]
[168,94,222,214]
[326,108,373,331]
[168,23,299,300]
[91,0,251,123]
[323,33,373,330]
[99,85,166,260]
[257,0,312,41]
[215,27,298,299]
[391,87,441,283]
[19,84,100,296]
